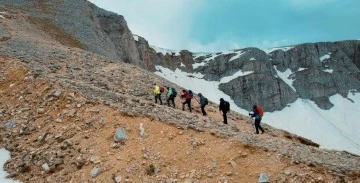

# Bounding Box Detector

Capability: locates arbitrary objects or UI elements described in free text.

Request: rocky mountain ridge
[3,0,359,112]
[1,1,360,182]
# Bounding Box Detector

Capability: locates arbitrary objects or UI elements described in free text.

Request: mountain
[1,1,360,182]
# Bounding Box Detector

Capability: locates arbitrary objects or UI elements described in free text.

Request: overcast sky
[88,0,360,52]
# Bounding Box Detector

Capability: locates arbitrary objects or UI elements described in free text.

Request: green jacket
[167,88,173,97]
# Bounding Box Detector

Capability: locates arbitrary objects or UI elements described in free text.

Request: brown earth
[1,6,360,183]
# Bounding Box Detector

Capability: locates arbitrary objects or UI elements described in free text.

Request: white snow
[229,50,246,62]
[154,65,250,114]
[323,69,334,73]
[274,66,296,91]
[151,45,180,56]
[298,67,307,72]
[155,65,360,155]
[320,53,331,62]
[192,54,218,69]
[180,62,186,67]
[249,57,256,61]
[0,15,4,19]
[132,34,139,41]
[266,93,360,155]
[0,148,21,183]
[220,70,254,83]
[264,46,294,54]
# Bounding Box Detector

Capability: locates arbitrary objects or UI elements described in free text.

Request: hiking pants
[167,95,175,108]
[155,94,162,105]
[222,111,228,124]
[255,117,264,134]
[182,99,191,112]
[201,104,207,116]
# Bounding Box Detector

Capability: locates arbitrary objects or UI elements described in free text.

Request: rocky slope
[3,0,359,112]
[1,3,360,183]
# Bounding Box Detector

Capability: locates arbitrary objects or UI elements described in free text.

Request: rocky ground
[1,5,360,183]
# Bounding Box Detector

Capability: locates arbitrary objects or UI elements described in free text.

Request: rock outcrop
[1,0,360,112]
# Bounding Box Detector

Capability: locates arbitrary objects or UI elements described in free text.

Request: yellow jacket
[154,85,161,95]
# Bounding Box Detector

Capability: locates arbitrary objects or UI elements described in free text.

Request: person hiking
[249,104,264,134]
[219,98,230,124]
[166,86,176,108]
[198,93,208,116]
[153,83,162,105]
[181,89,192,112]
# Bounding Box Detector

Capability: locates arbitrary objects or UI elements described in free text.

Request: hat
[220,98,224,102]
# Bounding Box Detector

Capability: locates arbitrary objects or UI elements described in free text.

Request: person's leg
[258,117,264,133]
[182,101,186,111]
[223,111,228,124]
[171,97,175,108]
[201,105,206,116]
[255,118,260,134]
[159,94,162,105]
[154,95,158,104]
[187,99,191,112]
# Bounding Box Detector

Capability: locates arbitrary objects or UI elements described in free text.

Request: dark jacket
[199,95,206,106]
[219,100,228,112]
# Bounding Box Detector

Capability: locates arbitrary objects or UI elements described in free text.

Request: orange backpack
[256,105,264,117]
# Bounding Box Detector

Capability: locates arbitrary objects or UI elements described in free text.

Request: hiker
[181,89,192,112]
[153,83,162,105]
[166,86,176,108]
[219,98,230,124]
[249,105,264,134]
[198,93,208,116]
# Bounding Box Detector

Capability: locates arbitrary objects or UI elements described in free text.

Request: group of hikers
[153,83,265,134]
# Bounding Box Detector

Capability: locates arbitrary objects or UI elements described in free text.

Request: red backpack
[256,105,264,117]
[160,86,165,93]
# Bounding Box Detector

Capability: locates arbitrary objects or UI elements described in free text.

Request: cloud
[187,38,242,53]
[88,0,204,50]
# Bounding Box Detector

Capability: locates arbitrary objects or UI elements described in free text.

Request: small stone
[89,155,97,164]
[317,176,324,181]
[139,123,145,138]
[284,170,291,176]
[90,167,101,178]
[4,121,16,129]
[66,109,76,117]
[225,172,233,176]
[42,163,50,173]
[53,90,62,97]
[37,108,45,114]
[114,176,122,183]
[55,118,62,123]
[76,104,82,108]
[258,173,270,183]
[114,128,127,142]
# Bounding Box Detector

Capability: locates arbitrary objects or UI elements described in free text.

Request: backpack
[204,98,208,105]
[224,101,230,111]
[160,86,165,93]
[256,105,264,117]
[189,90,193,98]
[172,88,177,97]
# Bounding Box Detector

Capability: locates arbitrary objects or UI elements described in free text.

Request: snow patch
[229,50,246,62]
[133,34,139,41]
[323,69,334,73]
[154,65,249,114]
[155,65,360,155]
[274,66,296,91]
[249,58,256,61]
[180,62,186,67]
[151,45,180,56]
[298,67,307,72]
[264,46,294,54]
[220,70,254,83]
[266,93,360,155]
[0,148,21,183]
[320,53,331,62]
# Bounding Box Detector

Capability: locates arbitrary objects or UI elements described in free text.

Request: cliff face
[2,0,360,112]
